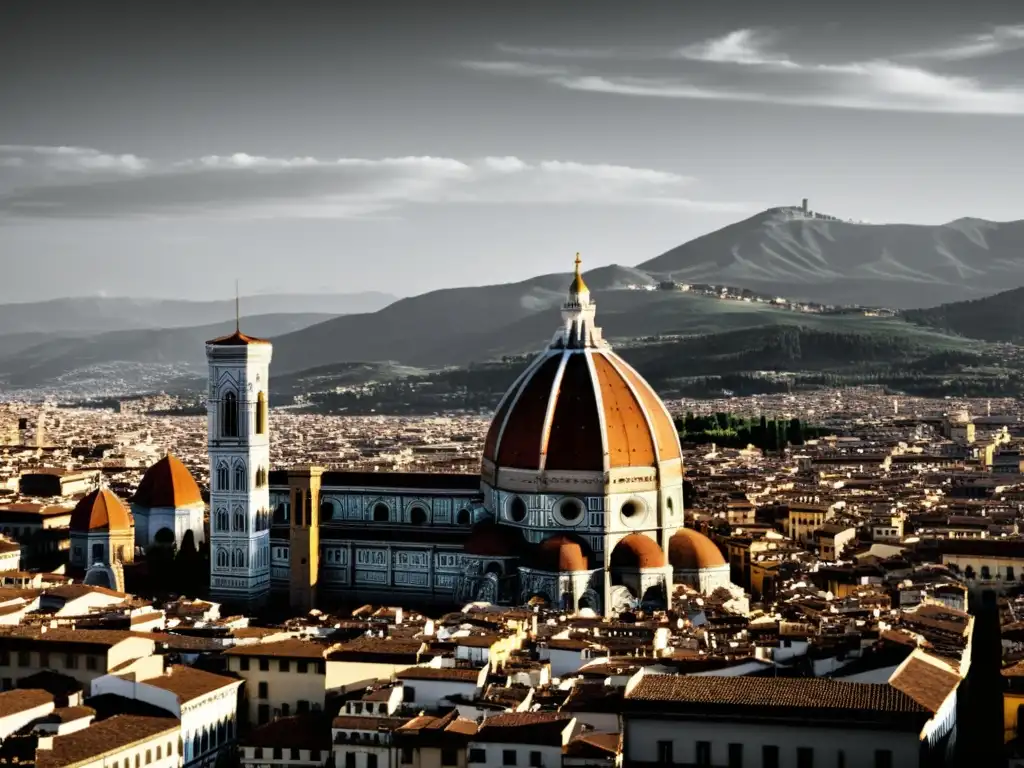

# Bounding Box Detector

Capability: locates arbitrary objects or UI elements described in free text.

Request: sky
[2,0,1023,302]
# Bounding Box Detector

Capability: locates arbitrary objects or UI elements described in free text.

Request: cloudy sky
[2,0,1022,302]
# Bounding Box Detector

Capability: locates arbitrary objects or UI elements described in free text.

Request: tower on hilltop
[205,308,273,607]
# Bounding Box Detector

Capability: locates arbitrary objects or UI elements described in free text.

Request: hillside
[902,286,1024,343]
[8,207,1024,395]
[0,292,396,335]
[293,324,1001,414]
[638,210,1024,309]
[0,313,336,387]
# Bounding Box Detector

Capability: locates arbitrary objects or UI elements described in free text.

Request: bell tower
[206,312,273,608]
[288,466,324,613]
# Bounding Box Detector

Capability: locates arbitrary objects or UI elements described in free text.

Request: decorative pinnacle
[569,252,588,295]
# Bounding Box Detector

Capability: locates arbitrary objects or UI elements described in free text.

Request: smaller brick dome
[610,533,666,569]
[465,521,525,557]
[70,489,132,533]
[133,454,203,509]
[529,534,590,572]
[669,528,726,570]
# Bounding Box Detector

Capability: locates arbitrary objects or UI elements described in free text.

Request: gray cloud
[464,25,1024,115]
[901,23,1024,61]
[0,148,751,221]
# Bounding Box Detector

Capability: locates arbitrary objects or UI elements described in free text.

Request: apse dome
[133,454,202,509]
[529,534,591,572]
[668,528,726,570]
[70,489,132,533]
[465,521,525,558]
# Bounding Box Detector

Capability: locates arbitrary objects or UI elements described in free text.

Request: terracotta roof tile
[140,665,240,703]
[0,688,53,717]
[35,714,178,768]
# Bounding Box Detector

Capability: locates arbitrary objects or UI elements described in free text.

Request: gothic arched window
[221,391,239,438]
[233,461,247,491]
[234,548,245,568]
[216,508,229,530]
[255,392,267,435]
[216,462,229,490]
[373,503,389,522]
[216,548,228,568]
[233,508,245,532]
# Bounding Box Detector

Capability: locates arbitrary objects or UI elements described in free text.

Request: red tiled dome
[465,521,525,557]
[529,534,591,572]
[70,489,132,533]
[482,349,680,473]
[610,534,666,569]
[668,528,726,570]
[133,454,202,509]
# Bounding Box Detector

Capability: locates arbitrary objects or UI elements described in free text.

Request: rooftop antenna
[235,279,240,333]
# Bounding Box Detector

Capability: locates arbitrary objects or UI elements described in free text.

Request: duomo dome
[474,255,686,613]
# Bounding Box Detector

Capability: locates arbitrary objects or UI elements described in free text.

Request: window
[281,703,290,716]
[239,658,250,671]
[257,704,269,725]
[279,659,290,672]
[696,741,711,766]
[657,742,673,764]
[217,462,230,490]
[290,748,300,760]
[763,745,780,768]
[373,503,389,522]
[256,392,267,434]
[441,748,458,767]
[135,755,140,768]
[529,751,543,767]
[797,747,814,768]
[297,660,308,674]
[91,542,104,562]
[403,685,415,702]
[367,755,377,768]
[86,655,98,671]
[456,508,471,526]
[875,750,893,768]
[254,748,263,759]
[502,750,517,766]
[217,548,229,568]
[156,746,162,759]
[65,653,78,669]
[981,565,992,579]
[145,749,152,764]
[345,754,356,768]
[222,391,239,437]
[234,462,247,491]
[410,506,428,525]
[258,681,268,699]
[509,496,527,523]
[39,652,48,668]
[401,746,414,764]
[297,700,309,714]
[1009,567,1016,581]
[728,743,743,768]
[469,748,486,763]
[17,651,29,666]
[273,748,283,760]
